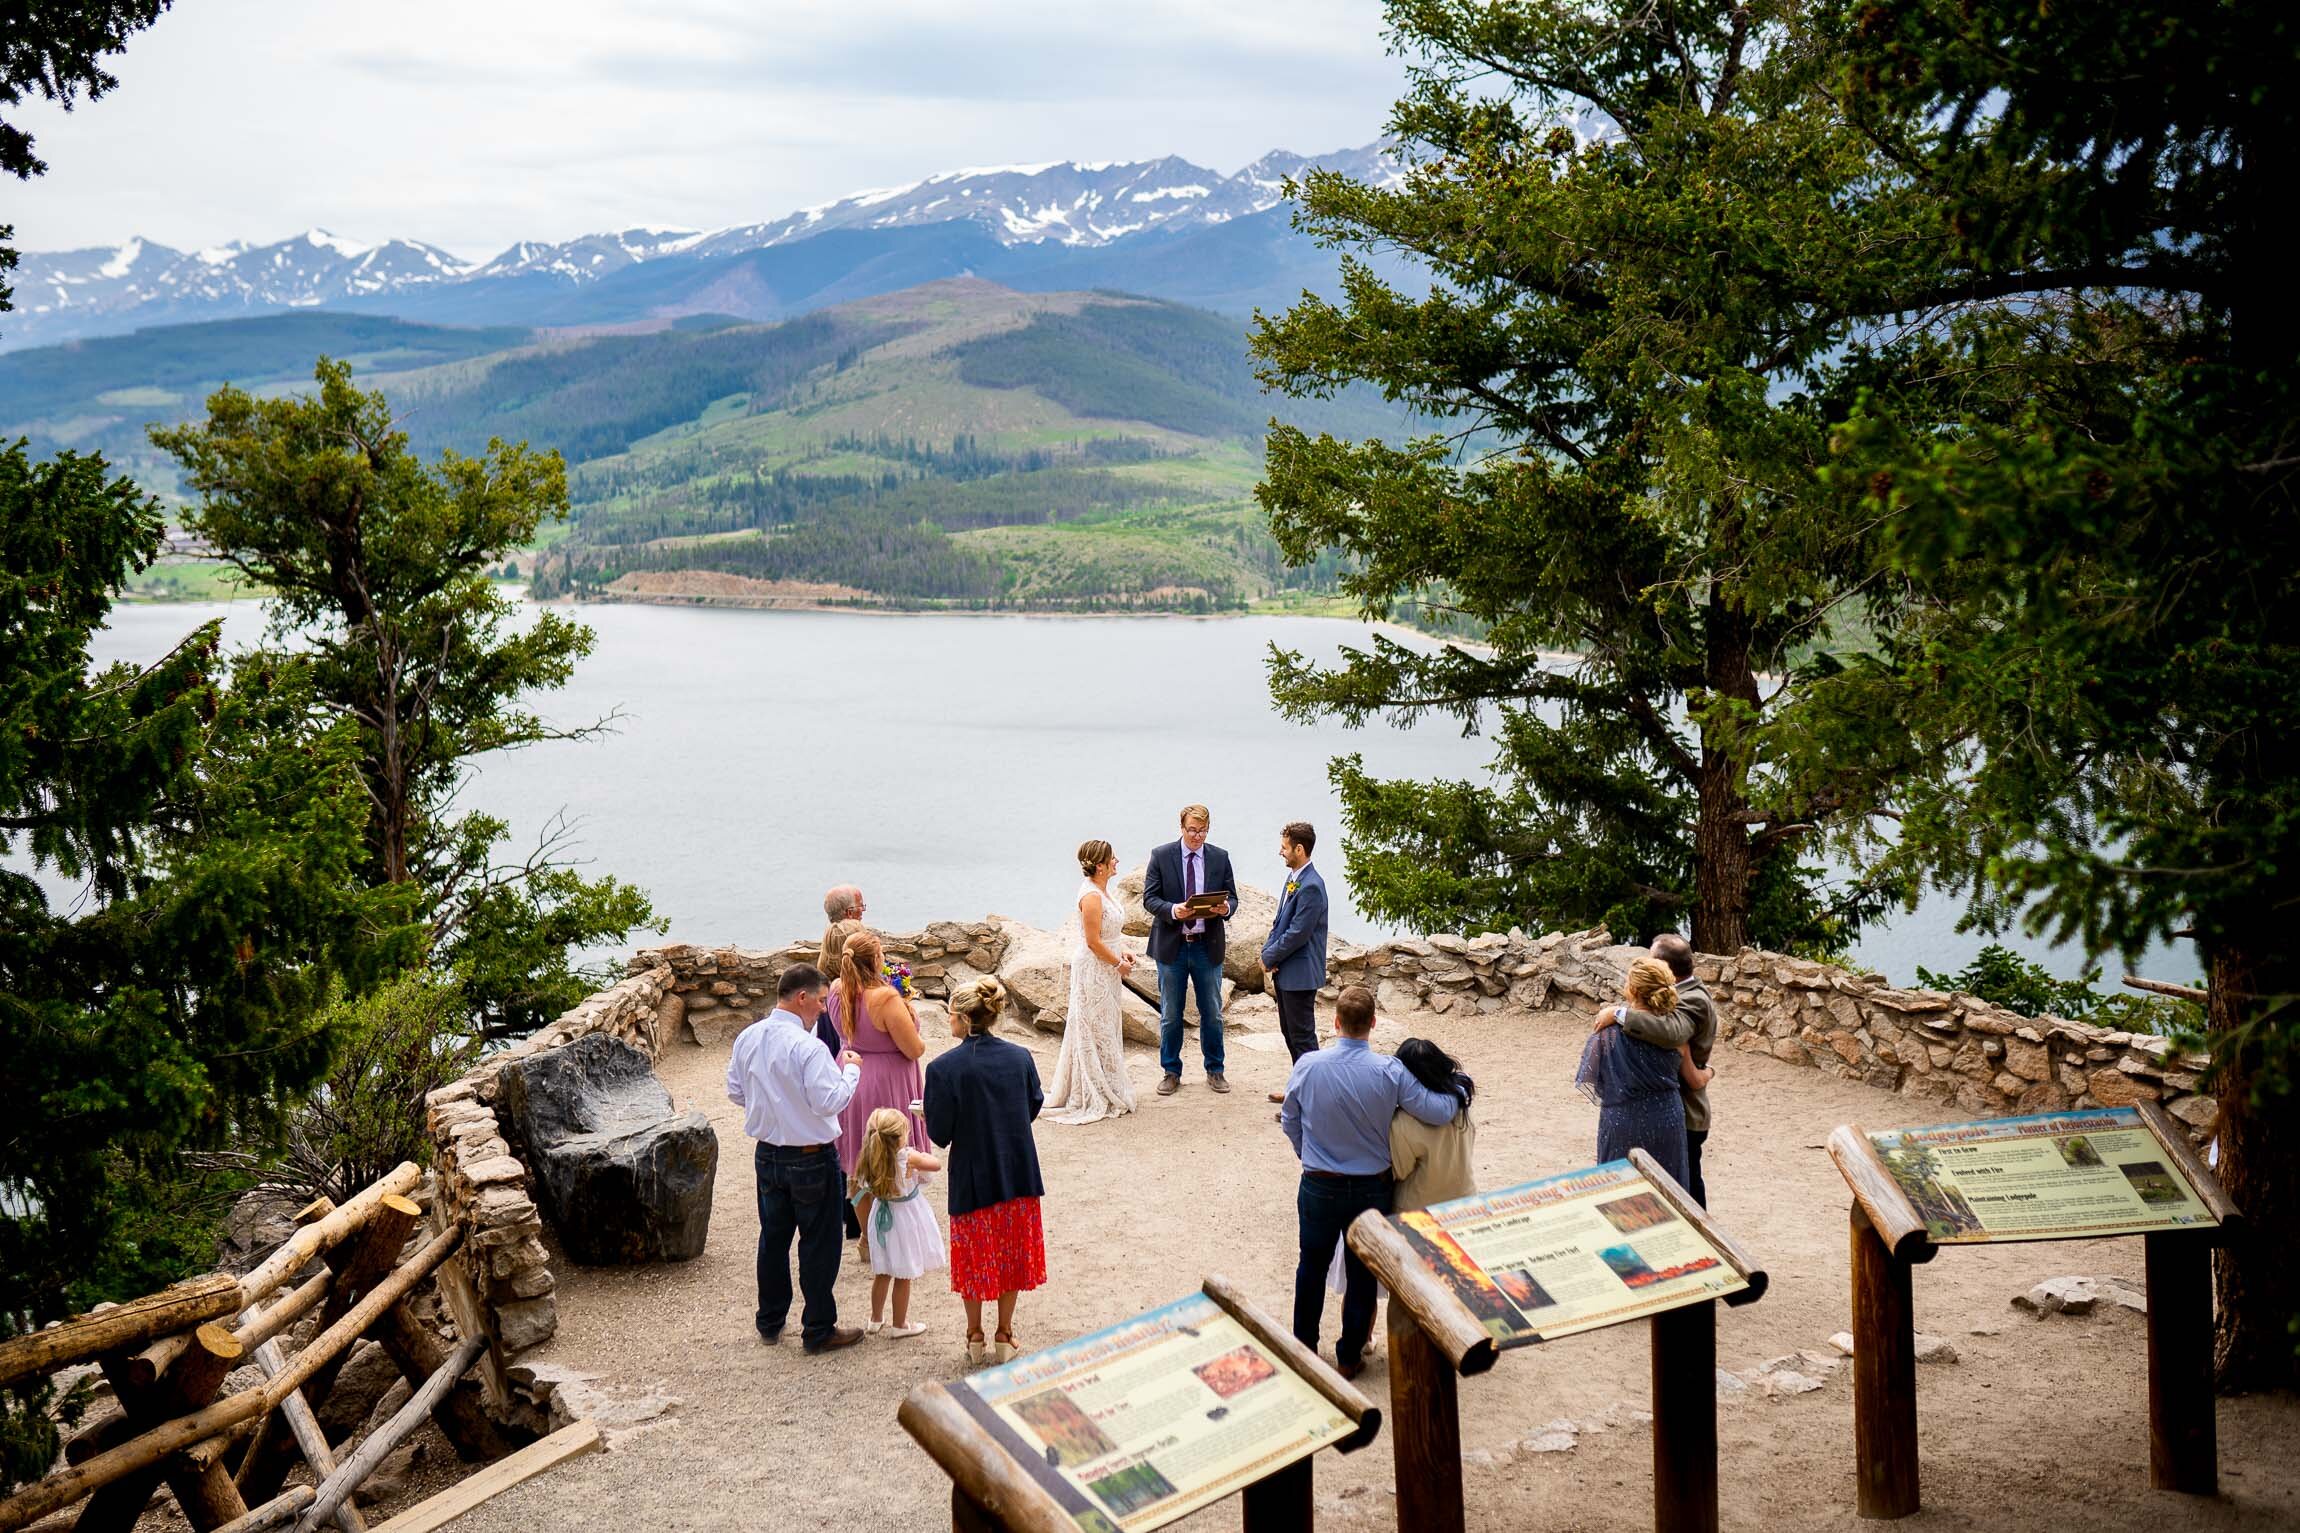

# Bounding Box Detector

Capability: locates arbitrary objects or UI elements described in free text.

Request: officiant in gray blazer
[1142,804,1239,1096]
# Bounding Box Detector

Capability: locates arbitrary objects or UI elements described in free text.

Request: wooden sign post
[1347,1150,1767,1533]
[897,1274,1380,1533]
[1829,1101,2239,1519]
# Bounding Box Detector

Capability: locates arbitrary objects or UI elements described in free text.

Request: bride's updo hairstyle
[1077,839,1115,877]
[951,976,1008,1035]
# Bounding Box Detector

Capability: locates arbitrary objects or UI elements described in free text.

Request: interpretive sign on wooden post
[897,1275,1379,1533]
[1829,1102,2238,1519]
[1347,1150,1767,1533]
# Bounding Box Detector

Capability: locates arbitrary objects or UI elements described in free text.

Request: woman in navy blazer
[924,977,1046,1365]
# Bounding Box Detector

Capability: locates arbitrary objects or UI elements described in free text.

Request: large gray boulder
[498,1034,717,1265]
[995,919,1160,1047]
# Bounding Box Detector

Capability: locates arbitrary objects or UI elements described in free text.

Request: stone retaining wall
[1326,926,2218,1141]
[640,922,1011,1047]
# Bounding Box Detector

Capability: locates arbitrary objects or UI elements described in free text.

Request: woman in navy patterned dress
[1576,957,1710,1188]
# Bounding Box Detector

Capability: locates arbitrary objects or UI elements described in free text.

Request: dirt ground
[445,1000,2300,1533]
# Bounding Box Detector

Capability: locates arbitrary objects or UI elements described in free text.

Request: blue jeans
[1157,942,1225,1076]
[1293,1171,1392,1369]
[754,1142,842,1345]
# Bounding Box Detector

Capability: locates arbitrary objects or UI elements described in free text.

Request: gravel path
[446,1001,2300,1532]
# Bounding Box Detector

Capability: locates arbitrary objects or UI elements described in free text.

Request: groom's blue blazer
[1261,862,1329,992]
[1142,839,1239,964]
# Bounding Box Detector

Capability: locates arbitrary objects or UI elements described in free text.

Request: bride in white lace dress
[1045,839,1138,1125]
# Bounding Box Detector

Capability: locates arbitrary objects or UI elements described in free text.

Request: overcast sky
[6,0,1410,259]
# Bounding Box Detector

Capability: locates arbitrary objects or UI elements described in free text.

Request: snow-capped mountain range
[5,143,1400,349]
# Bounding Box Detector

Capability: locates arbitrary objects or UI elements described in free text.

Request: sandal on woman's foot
[966,1332,988,1366]
[993,1331,1017,1364]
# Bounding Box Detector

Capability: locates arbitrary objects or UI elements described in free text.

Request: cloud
[6,0,1407,254]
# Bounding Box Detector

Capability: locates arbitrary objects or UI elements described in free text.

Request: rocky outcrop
[1113,863,1280,993]
[497,1035,717,1265]
[994,920,1161,1047]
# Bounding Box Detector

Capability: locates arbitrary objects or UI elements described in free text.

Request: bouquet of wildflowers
[883,957,914,997]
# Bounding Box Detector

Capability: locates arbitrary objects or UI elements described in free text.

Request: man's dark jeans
[1157,940,1226,1077]
[1686,1129,1709,1208]
[1293,1171,1393,1370]
[754,1141,843,1345]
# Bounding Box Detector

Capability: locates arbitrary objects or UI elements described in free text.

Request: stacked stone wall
[639,922,1010,1046]
[1324,926,2217,1141]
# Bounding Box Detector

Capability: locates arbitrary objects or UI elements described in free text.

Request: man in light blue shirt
[1279,984,1461,1377]
[727,963,864,1353]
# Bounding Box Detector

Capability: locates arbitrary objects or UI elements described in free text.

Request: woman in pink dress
[834,928,932,1173]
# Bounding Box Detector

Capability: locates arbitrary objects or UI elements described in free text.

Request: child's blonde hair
[1625,956,1678,1016]
[852,1106,910,1203]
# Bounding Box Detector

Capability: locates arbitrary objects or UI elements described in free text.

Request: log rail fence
[0,1163,598,1533]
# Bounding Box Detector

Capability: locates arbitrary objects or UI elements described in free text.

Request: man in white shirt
[726,963,865,1353]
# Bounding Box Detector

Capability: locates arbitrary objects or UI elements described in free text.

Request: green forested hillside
[0,280,1412,610]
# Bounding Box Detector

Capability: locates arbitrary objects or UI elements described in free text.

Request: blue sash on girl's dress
[855,1181,921,1239]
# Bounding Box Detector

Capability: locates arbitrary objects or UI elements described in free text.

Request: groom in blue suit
[1262,821,1330,1096]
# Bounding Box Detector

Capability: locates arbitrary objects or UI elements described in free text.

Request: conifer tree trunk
[2209,938,2300,1391]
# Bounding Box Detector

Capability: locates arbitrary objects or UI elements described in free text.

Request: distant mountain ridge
[5,143,1401,350]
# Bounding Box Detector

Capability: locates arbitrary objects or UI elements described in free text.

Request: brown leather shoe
[1207,1072,1231,1094]
[804,1325,865,1354]
[1157,1074,1180,1096]
[1267,1091,1285,1104]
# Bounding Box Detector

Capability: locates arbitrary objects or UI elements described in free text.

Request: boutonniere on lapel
[1284,879,1299,897]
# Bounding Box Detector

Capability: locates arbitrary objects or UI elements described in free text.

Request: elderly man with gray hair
[824,885,865,924]
[1610,933,1719,1206]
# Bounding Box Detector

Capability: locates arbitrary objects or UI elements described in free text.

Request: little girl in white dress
[850,1106,947,1338]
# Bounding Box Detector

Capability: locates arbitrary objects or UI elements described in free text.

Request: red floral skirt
[948,1196,1046,1300]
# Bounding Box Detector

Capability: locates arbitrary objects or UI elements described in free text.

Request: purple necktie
[1186,850,1200,932]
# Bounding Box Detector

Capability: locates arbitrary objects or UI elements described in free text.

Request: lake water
[84,596,2186,988]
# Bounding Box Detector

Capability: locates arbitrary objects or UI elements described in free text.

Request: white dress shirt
[726,1007,861,1146]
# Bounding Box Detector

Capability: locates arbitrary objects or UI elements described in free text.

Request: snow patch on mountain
[5,141,1406,349]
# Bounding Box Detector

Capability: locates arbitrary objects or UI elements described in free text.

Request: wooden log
[1343,1211,1498,1374]
[0,1391,267,1532]
[369,1302,515,1462]
[292,1337,484,1533]
[77,1322,247,1533]
[1239,1455,1314,1533]
[951,1486,1000,1533]
[1201,1274,1380,1450]
[246,1340,365,1533]
[1650,1300,1718,1533]
[234,1169,419,1312]
[1849,1204,1920,1520]
[263,1227,461,1413]
[2144,1230,2217,1495]
[896,1382,1074,1533]
[2135,1101,2243,1232]
[209,1487,315,1533]
[2123,975,2208,1004]
[241,1198,424,1502]
[118,1266,330,1403]
[421,1222,510,1413]
[359,1420,601,1533]
[1827,1125,1935,1265]
[1627,1149,1769,1305]
[1,1233,465,1532]
[1384,1299,1463,1533]
[0,1276,242,1392]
